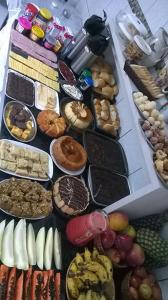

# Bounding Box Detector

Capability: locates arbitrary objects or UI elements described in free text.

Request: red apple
[129,287,139,300]
[100,229,116,249]
[134,267,147,279]
[115,234,133,252]
[130,275,142,289]
[105,248,121,264]
[126,243,145,267]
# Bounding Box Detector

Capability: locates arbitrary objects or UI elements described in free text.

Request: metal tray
[88,165,130,207]
[35,81,60,114]
[0,139,53,181]
[50,139,86,176]
[3,100,37,143]
[5,69,35,107]
[91,95,120,139]
[138,119,155,151]
[83,130,129,176]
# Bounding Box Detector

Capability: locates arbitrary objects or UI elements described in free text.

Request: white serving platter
[50,139,85,176]
[0,139,53,181]
[35,81,60,114]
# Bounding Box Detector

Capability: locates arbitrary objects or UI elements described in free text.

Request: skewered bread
[37,110,66,137]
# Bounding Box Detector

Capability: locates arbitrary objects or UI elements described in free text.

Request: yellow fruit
[78,271,99,285]
[109,212,129,231]
[75,253,84,266]
[92,248,99,260]
[85,262,108,284]
[86,290,92,300]
[67,277,79,299]
[69,262,78,274]
[97,255,112,281]
[78,293,86,300]
[84,248,91,262]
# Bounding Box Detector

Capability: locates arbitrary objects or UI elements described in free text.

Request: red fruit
[100,229,116,249]
[115,234,133,252]
[152,284,162,300]
[126,244,145,267]
[129,286,139,300]
[105,248,121,264]
[143,275,155,287]
[134,267,147,279]
[130,275,142,289]
[119,250,127,262]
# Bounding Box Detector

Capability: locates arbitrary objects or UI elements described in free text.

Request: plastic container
[22,3,39,21]
[79,76,93,91]
[33,8,52,32]
[30,25,45,41]
[79,69,92,82]
[44,35,55,50]
[66,210,108,246]
[124,35,151,61]
[16,17,32,34]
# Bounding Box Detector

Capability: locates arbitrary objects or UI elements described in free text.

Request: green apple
[139,283,152,299]
[122,225,136,238]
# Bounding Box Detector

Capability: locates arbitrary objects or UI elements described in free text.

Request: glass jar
[33,8,52,32]
[16,17,32,34]
[22,3,39,21]
[30,25,45,42]
[124,35,151,61]
[44,35,55,50]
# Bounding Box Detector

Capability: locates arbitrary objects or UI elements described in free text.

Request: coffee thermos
[71,45,98,74]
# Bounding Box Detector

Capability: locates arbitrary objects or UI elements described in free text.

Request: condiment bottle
[30,25,45,42]
[79,69,92,82]
[79,76,93,91]
[33,8,52,32]
[66,210,108,246]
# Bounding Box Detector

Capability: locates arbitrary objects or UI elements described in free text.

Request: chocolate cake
[6,71,35,106]
[53,175,89,215]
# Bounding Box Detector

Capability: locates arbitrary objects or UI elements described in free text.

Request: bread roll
[99,71,111,83]
[91,64,100,72]
[102,85,114,96]
[94,87,102,94]
[93,78,106,88]
[101,63,112,73]
[92,72,99,80]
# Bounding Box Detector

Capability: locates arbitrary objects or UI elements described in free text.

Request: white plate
[5,69,35,107]
[0,139,53,181]
[50,139,85,176]
[0,179,51,220]
[35,81,60,114]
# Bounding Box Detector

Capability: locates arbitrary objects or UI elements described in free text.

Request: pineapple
[131,211,168,232]
[137,228,168,267]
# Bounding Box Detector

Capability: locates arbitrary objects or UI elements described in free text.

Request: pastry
[64,101,93,130]
[37,110,66,138]
[0,140,49,179]
[93,98,120,136]
[52,136,87,171]
[53,175,89,215]
[36,83,57,110]
[154,149,168,185]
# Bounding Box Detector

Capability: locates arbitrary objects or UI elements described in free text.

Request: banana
[92,291,100,300]
[84,248,91,262]
[69,262,78,274]
[100,295,106,300]
[75,253,84,266]
[78,270,99,285]
[75,278,84,290]
[78,293,86,300]
[85,262,108,284]
[97,255,112,281]
[67,277,79,299]
[92,247,99,260]
[86,290,92,300]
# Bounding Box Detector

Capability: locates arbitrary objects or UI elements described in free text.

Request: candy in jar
[66,210,108,246]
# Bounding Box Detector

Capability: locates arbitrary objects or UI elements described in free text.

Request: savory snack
[154,149,168,185]
[58,60,76,84]
[91,58,118,100]
[4,101,36,142]
[37,110,66,138]
[36,83,59,111]
[0,177,52,218]
[51,136,87,171]
[130,64,162,99]
[53,175,89,215]
[61,83,83,100]
[133,92,165,129]
[6,71,35,106]
[93,98,120,136]
[0,140,49,179]
[64,101,93,130]
[140,119,168,151]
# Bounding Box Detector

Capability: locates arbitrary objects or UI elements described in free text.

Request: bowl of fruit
[121,267,162,300]
[66,248,115,300]
[94,212,145,268]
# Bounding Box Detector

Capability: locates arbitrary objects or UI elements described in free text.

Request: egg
[151,109,159,118]
[148,116,155,124]
[150,101,156,109]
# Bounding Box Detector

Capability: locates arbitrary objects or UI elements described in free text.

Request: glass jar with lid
[124,35,152,61]
[33,8,52,32]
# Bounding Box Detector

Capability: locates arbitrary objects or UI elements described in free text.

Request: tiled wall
[76,0,168,35]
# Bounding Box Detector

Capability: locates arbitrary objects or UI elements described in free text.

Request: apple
[100,229,116,249]
[130,275,142,289]
[105,248,121,264]
[122,225,136,239]
[126,244,145,267]
[109,212,129,232]
[114,234,133,252]
[129,287,139,300]
[139,283,152,299]
[134,267,148,279]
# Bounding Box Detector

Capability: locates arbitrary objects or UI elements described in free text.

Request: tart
[53,175,89,215]
[52,136,87,171]
[37,110,66,138]
[64,101,93,130]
